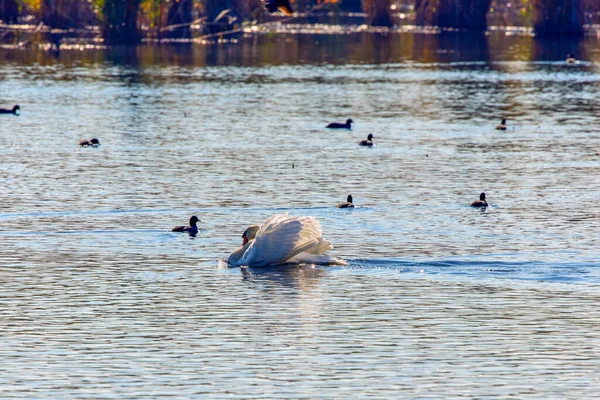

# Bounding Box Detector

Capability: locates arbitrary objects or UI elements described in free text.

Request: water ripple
[1,35,600,398]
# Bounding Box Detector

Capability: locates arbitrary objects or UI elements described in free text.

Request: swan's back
[240,213,332,267]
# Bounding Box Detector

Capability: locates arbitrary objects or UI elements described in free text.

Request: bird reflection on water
[240,264,327,290]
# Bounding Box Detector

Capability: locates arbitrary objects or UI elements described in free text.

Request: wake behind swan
[227,213,347,267]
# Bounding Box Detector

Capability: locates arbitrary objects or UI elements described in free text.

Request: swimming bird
[471,193,488,208]
[79,138,100,147]
[337,195,354,209]
[495,119,507,130]
[359,134,374,146]
[566,53,577,64]
[327,119,353,130]
[172,215,200,235]
[261,0,293,15]
[227,213,347,267]
[0,105,20,115]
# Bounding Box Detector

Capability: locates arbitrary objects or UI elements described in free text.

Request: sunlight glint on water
[1,33,600,398]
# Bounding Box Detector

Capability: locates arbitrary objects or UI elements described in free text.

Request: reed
[201,0,261,21]
[6,0,596,44]
[165,0,192,38]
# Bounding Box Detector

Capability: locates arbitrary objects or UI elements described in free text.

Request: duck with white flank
[359,134,374,146]
[172,216,200,236]
[79,138,100,147]
[471,193,488,208]
[337,195,354,209]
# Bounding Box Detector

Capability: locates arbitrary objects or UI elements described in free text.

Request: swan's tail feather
[304,238,332,254]
[285,216,332,258]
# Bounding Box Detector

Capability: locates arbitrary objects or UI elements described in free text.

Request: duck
[566,53,577,64]
[327,118,353,129]
[0,105,20,115]
[227,213,347,267]
[337,195,354,209]
[470,192,488,208]
[495,119,507,130]
[79,138,100,147]
[172,215,200,235]
[261,0,293,15]
[359,134,374,146]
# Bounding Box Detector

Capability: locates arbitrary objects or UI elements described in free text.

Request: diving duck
[0,105,20,115]
[470,193,488,208]
[172,215,200,235]
[359,134,374,146]
[327,118,353,130]
[495,119,507,130]
[79,138,100,147]
[337,195,354,209]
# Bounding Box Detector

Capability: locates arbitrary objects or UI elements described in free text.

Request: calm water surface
[1,32,600,398]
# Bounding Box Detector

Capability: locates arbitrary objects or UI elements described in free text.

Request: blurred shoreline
[1,25,599,67]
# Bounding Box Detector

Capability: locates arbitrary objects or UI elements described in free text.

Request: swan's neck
[228,241,253,266]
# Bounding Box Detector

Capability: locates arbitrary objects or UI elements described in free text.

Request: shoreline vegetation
[0,0,599,47]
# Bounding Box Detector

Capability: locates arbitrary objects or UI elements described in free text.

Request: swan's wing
[297,216,332,254]
[242,213,304,266]
[241,214,331,267]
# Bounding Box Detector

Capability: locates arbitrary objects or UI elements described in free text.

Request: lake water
[1,31,600,398]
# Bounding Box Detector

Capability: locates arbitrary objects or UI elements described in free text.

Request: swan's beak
[242,235,248,245]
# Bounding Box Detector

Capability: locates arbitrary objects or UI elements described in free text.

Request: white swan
[227,213,347,267]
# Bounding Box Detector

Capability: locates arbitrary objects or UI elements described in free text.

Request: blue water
[1,32,600,398]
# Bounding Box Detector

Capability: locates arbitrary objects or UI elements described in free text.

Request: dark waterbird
[327,118,353,129]
[172,216,200,235]
[359,134,374,147]
[0,105,20,115]
[337,195,355,209]
[262,0,293,15]
[566,53,577,64]
[79,138,100,147]
[471,193,488,208]
[495,119,507,130]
